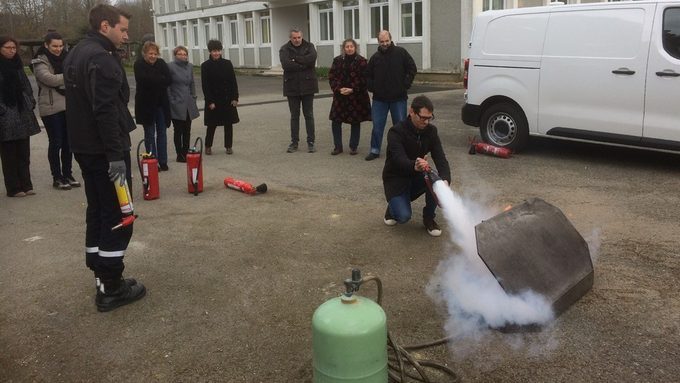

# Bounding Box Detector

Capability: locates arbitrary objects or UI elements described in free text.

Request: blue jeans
[143,107,168,166]
[387,175,437,224]
[370,99,407,154]
[42,111,72,179]
[288,94,315,145]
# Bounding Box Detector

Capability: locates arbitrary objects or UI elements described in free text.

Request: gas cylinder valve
[343,269,363,297]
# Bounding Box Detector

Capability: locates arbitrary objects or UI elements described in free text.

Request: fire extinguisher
[422,164,443,207]
[186,137,203,196]
[469,137,512,158]
[112,179,137,231]
[224,177,268,195]
[137,139,160,200]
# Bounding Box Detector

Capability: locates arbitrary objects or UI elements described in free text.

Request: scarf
[0,54,25,110]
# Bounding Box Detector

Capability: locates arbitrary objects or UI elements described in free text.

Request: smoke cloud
[427,181,554,345]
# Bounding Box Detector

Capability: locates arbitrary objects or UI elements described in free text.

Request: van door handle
[655,70,680,77]
[612,68,635,75]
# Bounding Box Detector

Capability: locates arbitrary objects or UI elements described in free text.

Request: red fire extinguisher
[186,137,203,196]
[224,177,268,195]
[137,139,160,200]
[469,137,512,158]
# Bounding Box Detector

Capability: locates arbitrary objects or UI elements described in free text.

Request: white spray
[428,181,555,342]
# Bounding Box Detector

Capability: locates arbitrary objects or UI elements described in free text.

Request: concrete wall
[431,0,461,72]
[228,47,240,66]
[244,48,255,66]
[316,45,335,68]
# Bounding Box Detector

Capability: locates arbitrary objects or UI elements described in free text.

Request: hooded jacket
[63,32,136,161]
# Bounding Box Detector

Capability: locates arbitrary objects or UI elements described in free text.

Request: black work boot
[95,277,137,293]
[96,277,146,312]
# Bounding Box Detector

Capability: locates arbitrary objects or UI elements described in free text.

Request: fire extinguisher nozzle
[255,183,268,194]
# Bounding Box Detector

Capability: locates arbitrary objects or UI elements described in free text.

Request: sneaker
[424,217,442,237]
[226,147,233,155]
[10,191,26,197]
[53,177,71,190]
[24,190,36,196]
[287,143,298,153]
[308,143,316,153]
[65,175,81,187]
[365,153,380,161]
[384,207,397,226]
[331,147,343,155]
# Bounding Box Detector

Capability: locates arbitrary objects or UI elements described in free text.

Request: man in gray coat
[279,28,319,153]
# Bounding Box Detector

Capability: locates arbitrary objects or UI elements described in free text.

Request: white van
[461,1,680,152]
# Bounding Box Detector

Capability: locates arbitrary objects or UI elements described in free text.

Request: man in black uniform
[382,95,451,237]
[64,4,146,312]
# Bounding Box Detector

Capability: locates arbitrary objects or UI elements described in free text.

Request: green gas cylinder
[312,270,388,383]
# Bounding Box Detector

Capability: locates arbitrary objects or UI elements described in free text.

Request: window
[229,16,238,46]
[663,8,680,59]
[343,0,360,39]
[193,21,199,47]
[319,2,334,41]
[217,21,224,45]
[483,0,505,11]
[172,26,178,47]
[401,0,422,38]
[204,19,211,42]
[163,26,168,47]
[182,22,188,46]
[518,0,543,7]
[261,11,271,44]
[245,16,254,45]
[370,0,389,38]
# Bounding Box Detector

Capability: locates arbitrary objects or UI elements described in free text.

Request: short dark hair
[43,32,63,45]
[411,95,434,113]
[173,45,188,56]
[89,4,132,32]
[207,39,223,51]
[0,36,19,49]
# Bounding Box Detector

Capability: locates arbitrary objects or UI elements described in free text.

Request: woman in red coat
[328,38,371,156]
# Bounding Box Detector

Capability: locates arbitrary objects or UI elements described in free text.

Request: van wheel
[480,103,529,151]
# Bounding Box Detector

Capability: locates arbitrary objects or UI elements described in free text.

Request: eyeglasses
[415,112,435,122]
[1,45,17,50]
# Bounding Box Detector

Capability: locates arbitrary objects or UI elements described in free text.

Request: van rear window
[663,8,680,60]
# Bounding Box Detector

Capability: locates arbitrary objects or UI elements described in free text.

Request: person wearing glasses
[382,95,450,237]
[0,36,41,198]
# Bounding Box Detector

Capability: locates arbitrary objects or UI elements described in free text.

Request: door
[643,6,680,143]
[538,4,655,138]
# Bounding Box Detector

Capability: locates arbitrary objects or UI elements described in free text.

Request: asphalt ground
[1,75,679,382]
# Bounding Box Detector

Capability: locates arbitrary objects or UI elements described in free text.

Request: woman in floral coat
[328,38,371,155]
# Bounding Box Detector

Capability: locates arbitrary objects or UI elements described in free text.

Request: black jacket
[64,32,135,161]
[366,43,417,102]
[134,57,171,126]
[279,39,319,97]
[382,118,451,201]
[201,57,239,126]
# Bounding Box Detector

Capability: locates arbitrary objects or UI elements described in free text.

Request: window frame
[244,15,255,46]
[260,10,272,45]
[400,0,423,39]
[369,0,389,40]
[318,1,334,42]
[229,16,238,47]
[343,0,360,40]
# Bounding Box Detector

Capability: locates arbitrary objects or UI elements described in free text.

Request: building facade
[152,0,628,74]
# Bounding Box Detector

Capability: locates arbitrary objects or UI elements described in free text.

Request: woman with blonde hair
[134,40,171,170]
[167,45,199,162]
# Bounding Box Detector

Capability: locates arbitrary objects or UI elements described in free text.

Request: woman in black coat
[201,40,239,155]
[134,41,171,170]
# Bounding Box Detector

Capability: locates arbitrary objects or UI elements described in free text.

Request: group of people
[0,3,451,312]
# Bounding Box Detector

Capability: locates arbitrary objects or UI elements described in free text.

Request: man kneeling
[382,95,451,237]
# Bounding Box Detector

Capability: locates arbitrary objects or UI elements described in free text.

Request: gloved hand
[108,160,127,186]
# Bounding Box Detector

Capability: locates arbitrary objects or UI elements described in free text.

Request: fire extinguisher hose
[136,139,148,196]
[361,275,459,383]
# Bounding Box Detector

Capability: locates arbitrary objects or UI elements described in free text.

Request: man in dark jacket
[365,30,417,161]
[64,4,146,312]
[279,28,319,153]
[382,95,450,237]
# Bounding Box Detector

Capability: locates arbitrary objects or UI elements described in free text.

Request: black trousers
[74,152,133,282]
[205,124,233,149]
[0,138,33,196]
[288,94,315,145]
[172,118,192,159]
